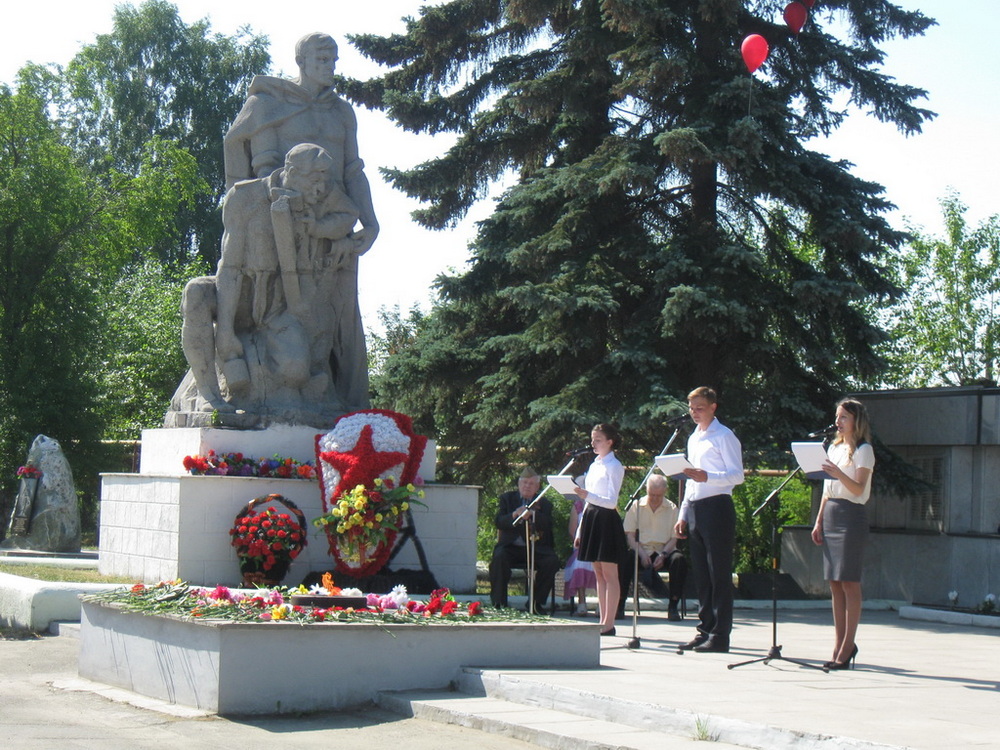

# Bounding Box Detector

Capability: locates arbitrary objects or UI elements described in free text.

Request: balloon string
[747,74,753,117]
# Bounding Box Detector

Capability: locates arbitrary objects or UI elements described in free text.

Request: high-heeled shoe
[600,627,616,636]
[826,644,858,670]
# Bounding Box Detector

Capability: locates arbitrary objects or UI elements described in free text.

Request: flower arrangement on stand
[230,494,308,587]
[315,409,428,576]
[183,451,316,479]
[313,476,425,575]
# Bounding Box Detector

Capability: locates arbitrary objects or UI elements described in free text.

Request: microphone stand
[513,454,579,614]
[727,466,825,671]
[622,424,685,650]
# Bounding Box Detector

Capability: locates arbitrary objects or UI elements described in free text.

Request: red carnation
[468,601,482,616]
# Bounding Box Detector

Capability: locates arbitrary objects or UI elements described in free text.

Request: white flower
[948,590,958,603]
[986,593,997,603]
[388,584,409,608]
[340,587,364,597]
[309,583,329,596]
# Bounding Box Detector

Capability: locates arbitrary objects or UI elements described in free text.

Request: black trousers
[489,543,560,609]
[618,549,687,612]
[688,494,736,643]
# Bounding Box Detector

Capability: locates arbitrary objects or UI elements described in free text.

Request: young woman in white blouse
[811,398,875,670]
[574,423,627,636]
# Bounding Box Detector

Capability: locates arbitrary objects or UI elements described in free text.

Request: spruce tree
[348,0,935,479]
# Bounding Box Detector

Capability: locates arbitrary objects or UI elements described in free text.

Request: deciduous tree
[0,73,201,503]
[59,0,269,266]
[882,194,1000,387]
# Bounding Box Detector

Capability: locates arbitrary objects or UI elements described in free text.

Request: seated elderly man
[618,473,688,621]
[489,467,560,612]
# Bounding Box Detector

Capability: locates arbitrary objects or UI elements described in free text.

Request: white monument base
[99,426,474,591]
[80,601,600,714]
[99,475,477,590]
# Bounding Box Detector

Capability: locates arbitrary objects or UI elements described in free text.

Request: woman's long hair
[833,398,872,459]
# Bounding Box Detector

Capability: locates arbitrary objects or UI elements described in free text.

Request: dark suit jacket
[494,490,555,549]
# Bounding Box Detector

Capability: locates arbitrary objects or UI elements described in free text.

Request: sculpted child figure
[168,32,378,427]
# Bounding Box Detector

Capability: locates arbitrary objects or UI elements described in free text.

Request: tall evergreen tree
[349,0,934,480]
[59,0,270,266]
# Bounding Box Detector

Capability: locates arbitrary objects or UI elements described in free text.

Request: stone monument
[165,31,379,429]
[2,435,81,553]
[98,33,476,593]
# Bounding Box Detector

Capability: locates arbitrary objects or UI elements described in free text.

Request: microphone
[807,424,836,439]
[565,446,592,457]
[664,413,690,426]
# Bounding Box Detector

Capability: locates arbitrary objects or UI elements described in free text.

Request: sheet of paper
[654,453,694,480]
[547,475,580,496]
[791,442,834,480]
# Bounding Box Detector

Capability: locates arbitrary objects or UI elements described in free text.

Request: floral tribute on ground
[183,451,316,479]
[230,494,308,586]
[314,410,428,577]
[82,577,513,625]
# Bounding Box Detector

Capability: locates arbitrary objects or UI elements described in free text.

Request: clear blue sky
[1,1,995,326]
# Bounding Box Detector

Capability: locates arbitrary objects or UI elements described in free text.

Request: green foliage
[732,473,813,574]
[353,0,935,485]
[59,0,270,266]
[97,258,206,440]
[0,74,202,514]
[368,305,428,378]
[881,194,1000,387]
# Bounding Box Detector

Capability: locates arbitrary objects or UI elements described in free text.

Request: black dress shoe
[693,639,730,653]
[600,627,616,636]
[678,635,709,651]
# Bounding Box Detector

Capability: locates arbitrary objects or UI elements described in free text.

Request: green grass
[0,563,133,584]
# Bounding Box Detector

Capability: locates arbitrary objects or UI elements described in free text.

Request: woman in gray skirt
[811,398,875,670]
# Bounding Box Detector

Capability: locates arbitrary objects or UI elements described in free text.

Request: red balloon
[741,34,769,74]
[783,2,808,34]
[801,0,816,6]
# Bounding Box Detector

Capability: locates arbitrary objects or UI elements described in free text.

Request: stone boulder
[2,435,81,553]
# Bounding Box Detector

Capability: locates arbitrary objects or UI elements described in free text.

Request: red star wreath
[314,410,428,576]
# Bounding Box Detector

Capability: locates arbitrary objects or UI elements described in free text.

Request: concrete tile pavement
[456,606,999,749]
[1,604,997,749]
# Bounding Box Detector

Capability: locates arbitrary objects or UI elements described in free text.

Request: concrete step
[376,687,747,750]
[377,667,903,750]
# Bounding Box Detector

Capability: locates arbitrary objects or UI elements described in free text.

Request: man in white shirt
[617,474,688,621]
[674,386,744,653]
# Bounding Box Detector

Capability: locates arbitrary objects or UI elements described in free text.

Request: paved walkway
[1,605,997,749]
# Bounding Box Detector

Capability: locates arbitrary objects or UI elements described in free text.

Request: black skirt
[822,498,869,582]
[577,503,627,564]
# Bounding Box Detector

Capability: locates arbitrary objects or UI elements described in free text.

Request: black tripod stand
[727,467,824,671]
